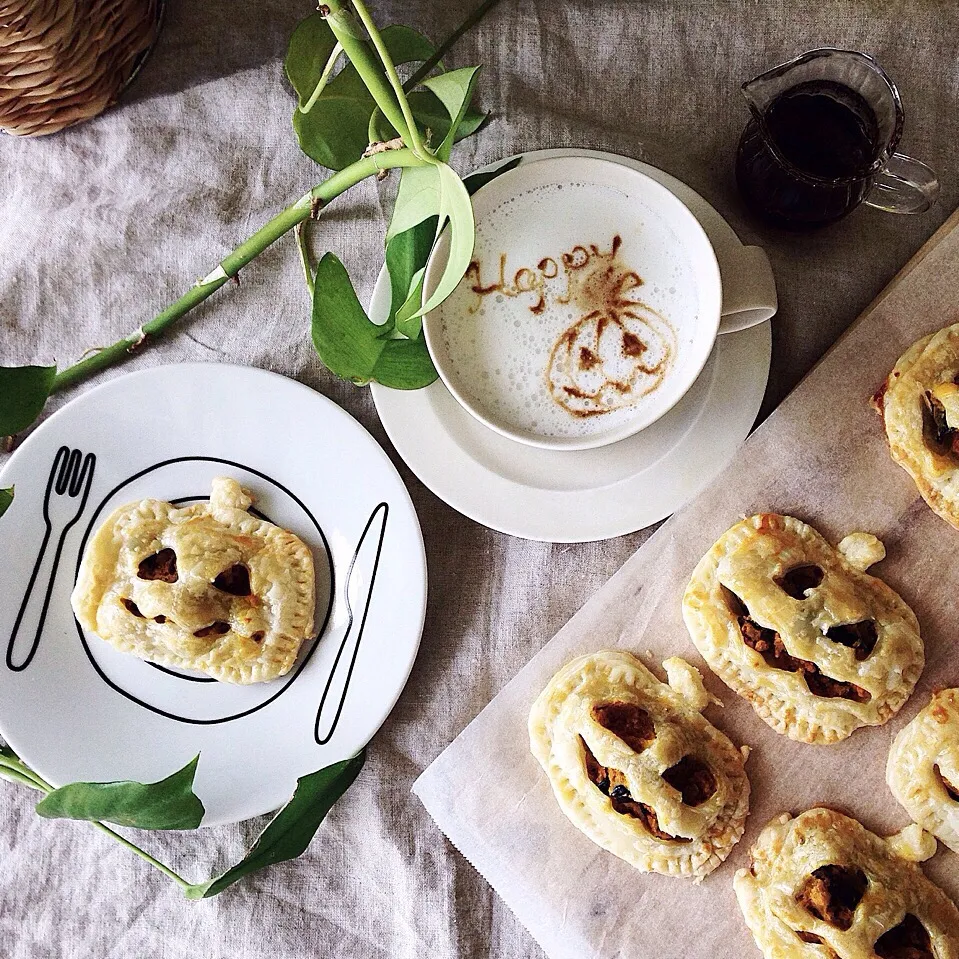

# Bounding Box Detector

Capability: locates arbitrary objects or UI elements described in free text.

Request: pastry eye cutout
[213,564,251,596]
[683,514,923,744]
[876,323,959,530]
[735,809,958,959]
[888,688,959,854]
[137,547,178,583]
[529,650,750,881]
[71,477,315,685]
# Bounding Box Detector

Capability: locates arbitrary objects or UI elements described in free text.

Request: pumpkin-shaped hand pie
[735,808,959,959]
[71,477,315,684]
[528,650,750,881]
[888,688,959,854]
[683,514,923,745]
[875,323,959,530]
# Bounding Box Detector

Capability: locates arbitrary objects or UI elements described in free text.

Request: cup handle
[718,245,778,334]
[864,153,940,215]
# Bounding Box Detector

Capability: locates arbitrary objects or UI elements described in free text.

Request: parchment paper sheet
[414,212,959,959]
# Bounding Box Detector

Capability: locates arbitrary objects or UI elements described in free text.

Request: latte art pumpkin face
[426,169,704,446]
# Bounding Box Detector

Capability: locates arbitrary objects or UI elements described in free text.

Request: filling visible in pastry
[580,737,687,842]
[71,477,316,685]
[683,514,923,744]
[887,688,959,854]
[529,651,750,881]
[874,914,934,959]
[876,324,959,529]
[795,864,867,930]
[735,809,958,959]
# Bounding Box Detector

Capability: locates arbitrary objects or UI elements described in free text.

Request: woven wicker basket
[0,0,160,137]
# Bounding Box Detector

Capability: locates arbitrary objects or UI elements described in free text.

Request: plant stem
[295,222,316,299]
[404,0,505,90]
[350,0,426,157]
[0,752,192,888]
[0,753,50,790]
[321,0,414,149]
[90,821,192,889]
[51,149,425,396]
[299,41,344,114]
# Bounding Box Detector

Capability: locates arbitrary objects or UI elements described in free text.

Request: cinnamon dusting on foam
[466,235,677,418]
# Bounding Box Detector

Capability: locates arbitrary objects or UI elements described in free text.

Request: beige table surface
[0,2,956,957]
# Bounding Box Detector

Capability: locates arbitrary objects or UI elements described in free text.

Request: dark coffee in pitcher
[736,80,881,229]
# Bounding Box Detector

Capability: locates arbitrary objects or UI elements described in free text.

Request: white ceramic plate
[370,149,773,542]
[0,364,427,826]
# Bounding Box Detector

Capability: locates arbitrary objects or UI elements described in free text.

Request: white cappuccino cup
[422,155,772,451]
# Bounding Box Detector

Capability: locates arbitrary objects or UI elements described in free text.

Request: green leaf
[312,253,388,384]
[289,22,435,170]
[311,253,436,389]
[284,14,339,110]
[385,214,436,327]
[35,756,204,830]
[420,66,482,161]
[415,163,475,318]
[0,365,56,437]
[373,91,485,152]
[372,337,437,387]
[386,165,442,244]
[394,268,426,340]
[462,155,522,196]
[0,488,12,520]
[386,157,521,339]
[184,752,366,899]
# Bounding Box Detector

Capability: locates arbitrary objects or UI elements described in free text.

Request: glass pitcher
[735,48,939,230]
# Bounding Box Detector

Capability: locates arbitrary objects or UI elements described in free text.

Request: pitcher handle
[864,153,940,215]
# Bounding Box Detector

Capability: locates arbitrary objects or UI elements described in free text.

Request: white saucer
[370,149,773,543]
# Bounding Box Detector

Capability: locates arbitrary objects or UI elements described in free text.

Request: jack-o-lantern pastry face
[528,651,750,881]
[875,323,959,530]
[683,514,923,745]
[71,477,315,684]
[888,688,959,854]
[735,808,959,959]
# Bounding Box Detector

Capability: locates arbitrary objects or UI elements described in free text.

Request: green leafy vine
[0,0,508,438]
[0,742,365,898]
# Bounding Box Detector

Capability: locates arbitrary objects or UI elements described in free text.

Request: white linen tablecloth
[1,2,957,956]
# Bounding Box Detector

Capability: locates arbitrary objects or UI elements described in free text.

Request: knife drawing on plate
[7,446,96,672]
[314,501,389,745]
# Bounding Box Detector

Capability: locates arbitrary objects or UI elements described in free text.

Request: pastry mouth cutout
[71,477,315,684]
[735,808,959,959]
[682,514,923,745]
[528,650,750,881]
[875,322,959,530]
[888,688,959,855]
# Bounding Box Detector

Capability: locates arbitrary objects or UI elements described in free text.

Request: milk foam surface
[433,179,702,441]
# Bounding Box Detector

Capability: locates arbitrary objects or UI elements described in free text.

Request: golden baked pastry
[71,478,315,684]
[888,688,959,854]
[876,323,959,529]
[529,650,750,881]
[735,807,959,959]
[683,514,923,745]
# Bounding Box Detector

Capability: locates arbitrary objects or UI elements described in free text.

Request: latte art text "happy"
[465,235,636,316]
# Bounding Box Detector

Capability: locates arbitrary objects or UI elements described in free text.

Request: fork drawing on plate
[7,447,96,672]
